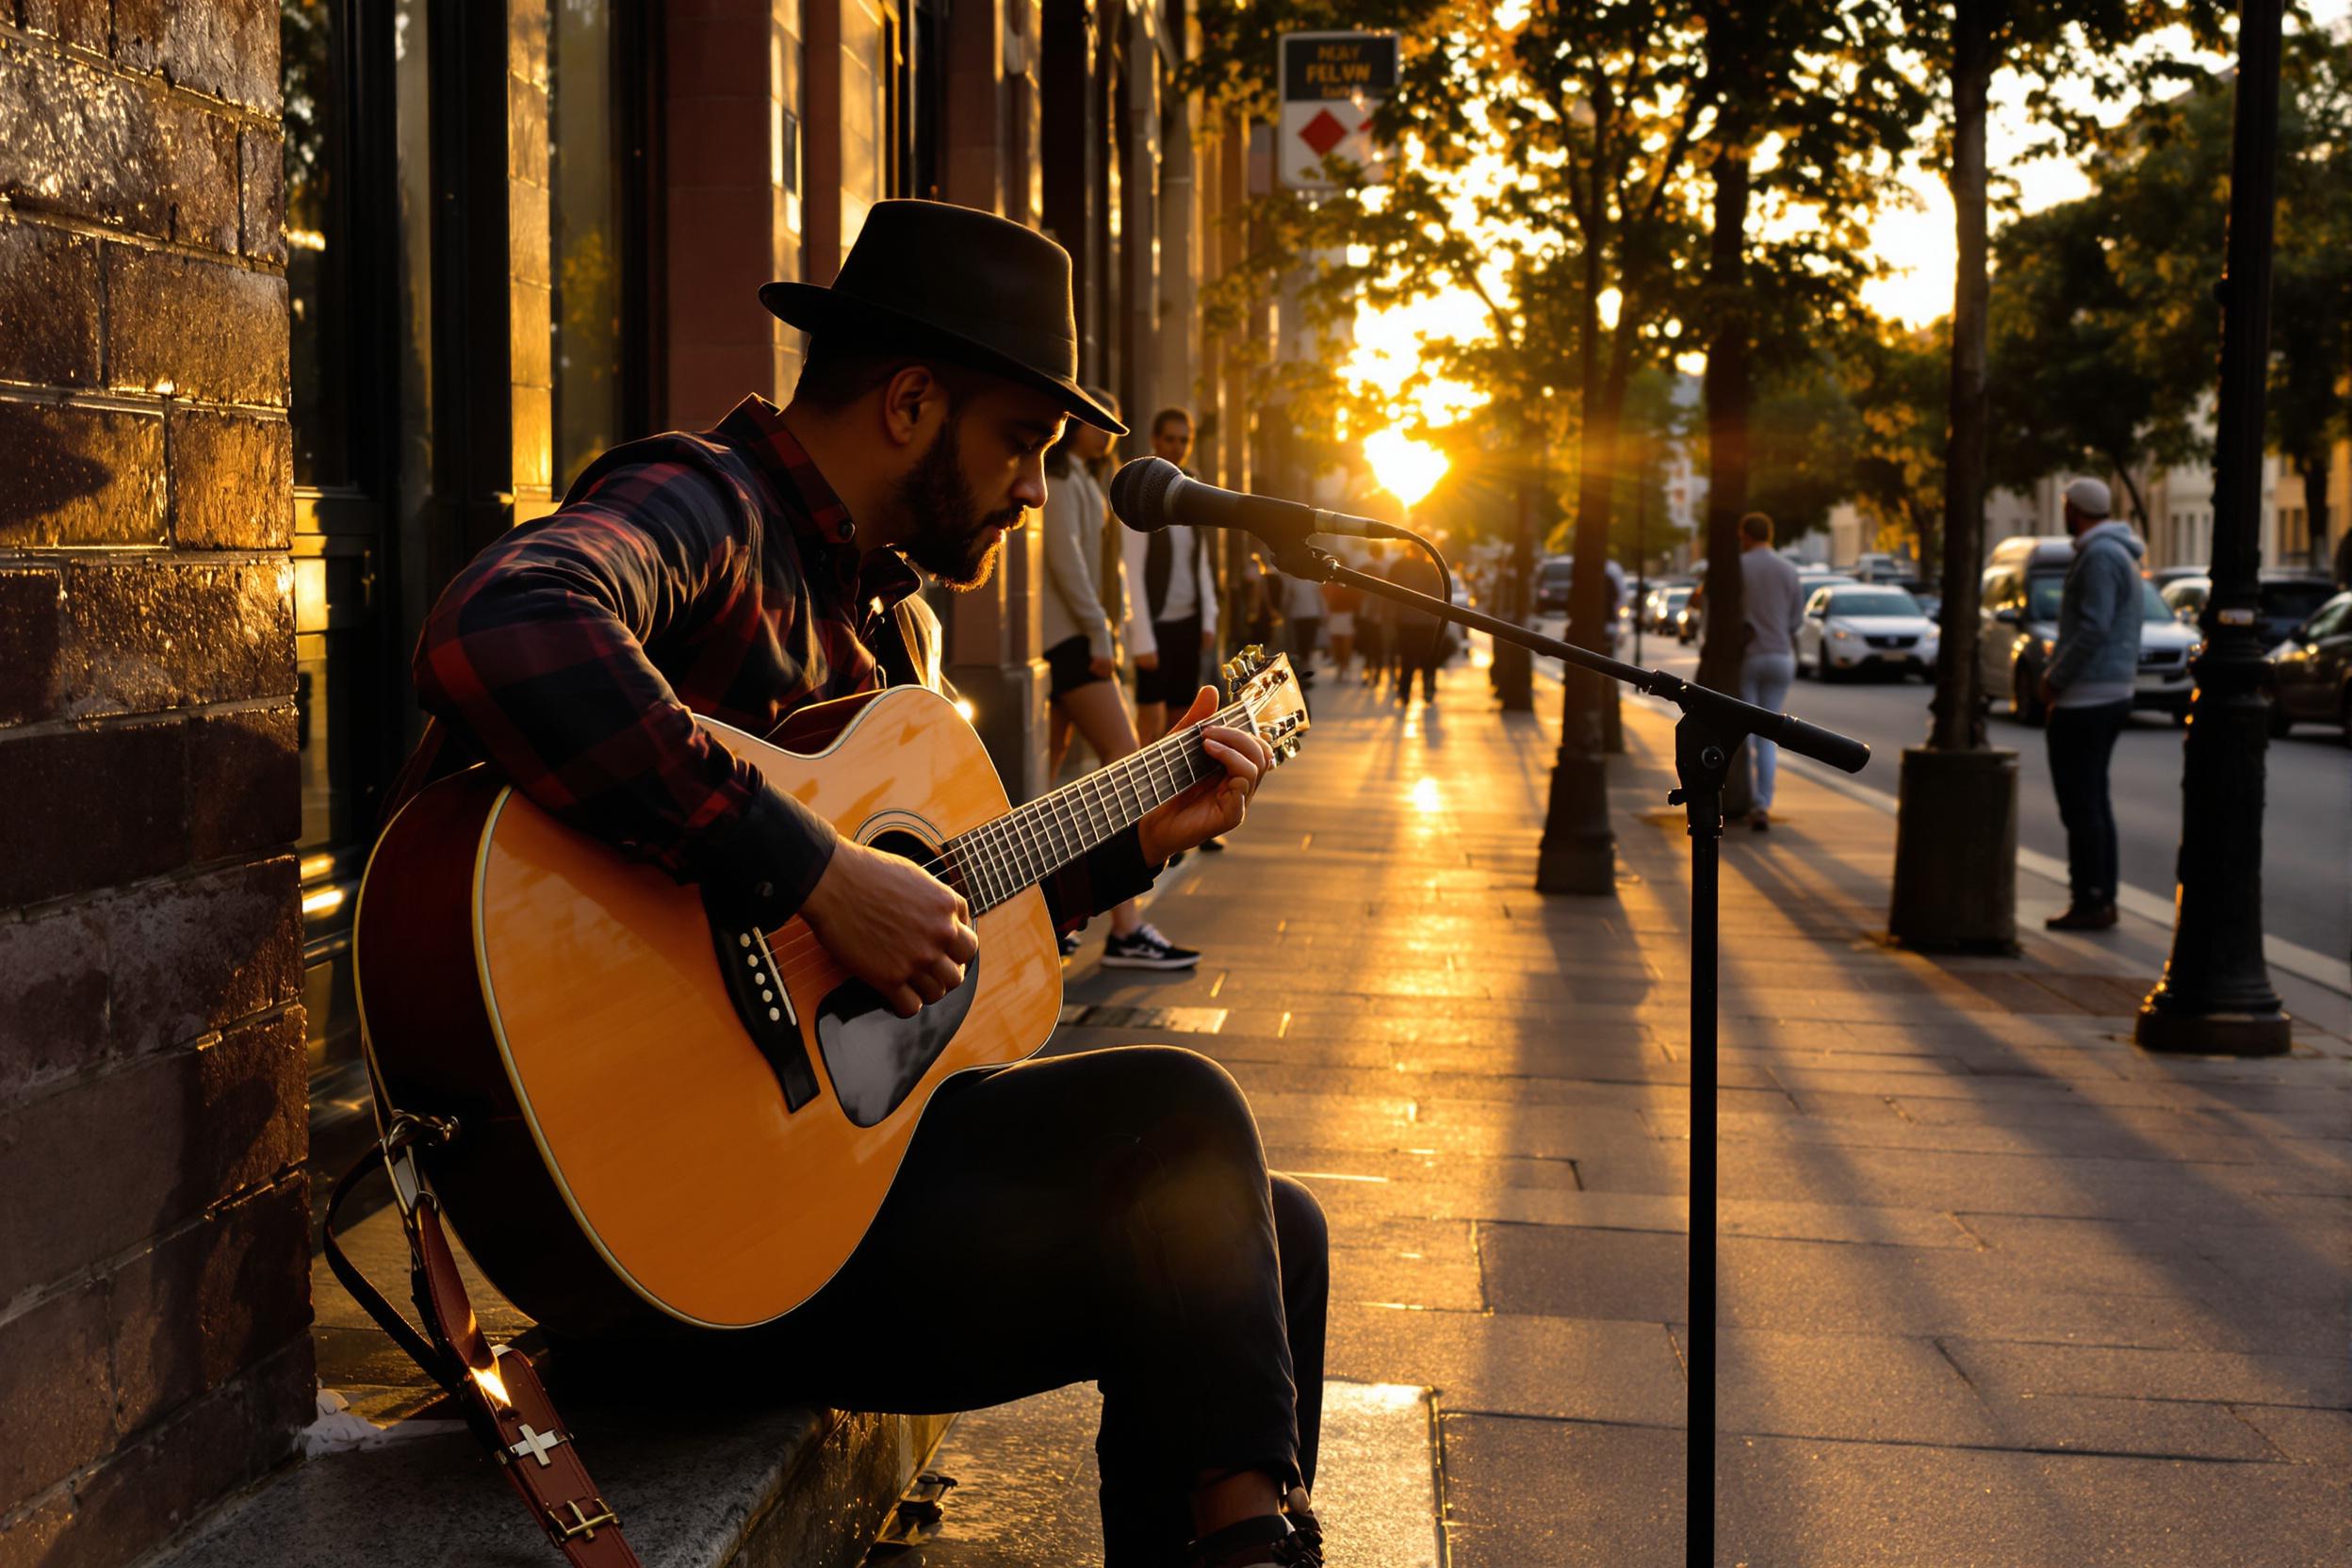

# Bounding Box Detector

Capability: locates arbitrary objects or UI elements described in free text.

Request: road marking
[1775,751,2352,998]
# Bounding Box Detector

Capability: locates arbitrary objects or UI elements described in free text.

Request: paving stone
[1440,1414,1682,1568]
[1325,1305,1685,1428]
[1717,1327,2000,1447]
[1476,1223,1688,1323]
[1933,1338,2351,1411]
[1715,1434,2351,1568]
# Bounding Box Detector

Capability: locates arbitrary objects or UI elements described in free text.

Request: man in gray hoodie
[2037,478,2145,931]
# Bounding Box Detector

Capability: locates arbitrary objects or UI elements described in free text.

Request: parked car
[2251,571,2341,648]
[1533,556,1576,614]
[1850,552,1912,583]
[2267,590,2352,740]
[2160,571,2333,647]
[1978,536,2199,725]
[1651,584,1693,636]
[2151,563,2211,591]
[1796,585,1939,681]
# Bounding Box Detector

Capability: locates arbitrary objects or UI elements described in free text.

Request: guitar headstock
[1219,645,1309,768]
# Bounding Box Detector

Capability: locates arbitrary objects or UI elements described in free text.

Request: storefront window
[284,0,350,487]
[841,0,893,263]
[552,0,622,495]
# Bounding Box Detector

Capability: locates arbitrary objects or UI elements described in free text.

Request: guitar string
[757,734,1219,986]
[749,701,1252,984]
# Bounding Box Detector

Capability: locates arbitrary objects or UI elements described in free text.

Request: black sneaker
[1101,923,1201,971]
[1200,836,1228,854]
[1058,930,1082,959]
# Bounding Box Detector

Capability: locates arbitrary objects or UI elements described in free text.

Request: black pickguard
[814,828,981,1127]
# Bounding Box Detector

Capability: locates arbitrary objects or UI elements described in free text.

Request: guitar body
[353,686,1063,1337]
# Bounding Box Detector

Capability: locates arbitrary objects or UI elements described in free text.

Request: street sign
[1278,32,1397,192]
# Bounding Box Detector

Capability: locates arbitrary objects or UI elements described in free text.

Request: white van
[1978,535,2200,724]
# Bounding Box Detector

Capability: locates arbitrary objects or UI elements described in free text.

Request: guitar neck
[948,700,1247,913]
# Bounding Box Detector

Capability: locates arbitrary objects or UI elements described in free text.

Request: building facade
[0,2,1271,1560]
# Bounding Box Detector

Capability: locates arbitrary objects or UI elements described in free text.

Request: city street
[1617,640,2351,980]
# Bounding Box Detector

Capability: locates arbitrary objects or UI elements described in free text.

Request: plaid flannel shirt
[396,395,1153,930]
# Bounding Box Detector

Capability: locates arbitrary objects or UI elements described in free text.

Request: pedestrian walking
[1386,547,1443,707]
[1735,514,1804,830]
[2038,477,2144,931]
[1039,388,1202,967]
[1282,571,1324,686]
[1122,407,1220,744]
[1355,543,1390,686]
[1321,574,1360,679]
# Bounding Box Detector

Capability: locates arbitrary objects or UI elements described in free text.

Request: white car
[1797,585,1939,682]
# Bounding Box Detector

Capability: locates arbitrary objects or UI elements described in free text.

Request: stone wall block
[0,565,65,726]
[0,721,189,907]
[47,1360,276,1568]
[0,1279,113,1505]
[509,177,549,288]
[0,42,163,237]
[106,858,302,1059]
[169,409,293,548]
[0,400,167,548]
[159,0,279,111]
[0,1053,193,1303]
[237,126,284,263]
[509,0,548,90]
[113,0,168,74]
[161,102,240,253]
[106,245,288,405]
[186,705,300,861]
[0,221,102,384]
[109,1173,310,1437]
[17,0,109,52]
[56,557,297,719]
[0,901,108,1103]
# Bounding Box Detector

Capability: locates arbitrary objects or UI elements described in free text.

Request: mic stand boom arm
[1269,537,1872,1479]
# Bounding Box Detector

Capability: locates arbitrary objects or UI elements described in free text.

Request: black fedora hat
[760,200,1126,434]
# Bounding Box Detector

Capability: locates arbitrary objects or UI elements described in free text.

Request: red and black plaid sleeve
[412,454,841,915]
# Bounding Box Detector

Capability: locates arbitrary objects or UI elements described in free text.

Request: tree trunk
[2299,452,2329,572]
[2112,457,2150,530]
[1697,144,1753,703]
[1928,0,1993,754]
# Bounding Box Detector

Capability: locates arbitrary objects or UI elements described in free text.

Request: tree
[1846,319,1953,574]
[1985,196,2164,520]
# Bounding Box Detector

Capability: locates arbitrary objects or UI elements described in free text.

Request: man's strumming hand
[800,839,979,1019]
[1137,685,1272,866]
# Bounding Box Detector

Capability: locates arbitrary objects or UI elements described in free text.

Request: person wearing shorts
[1040,392,1202,969]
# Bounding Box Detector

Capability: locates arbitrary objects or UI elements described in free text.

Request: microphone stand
[1266,536,1871,1466]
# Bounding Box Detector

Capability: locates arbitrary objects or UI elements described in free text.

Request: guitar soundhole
[814,829,980,1128]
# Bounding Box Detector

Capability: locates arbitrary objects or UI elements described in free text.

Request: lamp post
[2137,0,2293,1056]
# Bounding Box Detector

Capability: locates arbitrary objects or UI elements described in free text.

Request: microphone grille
[1109,456,1179,531]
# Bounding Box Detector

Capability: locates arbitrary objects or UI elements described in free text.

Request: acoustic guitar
[352,649,1308,1338]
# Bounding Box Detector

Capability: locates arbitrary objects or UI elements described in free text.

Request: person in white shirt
[1736,514,1805,830]
[1038,391,1202,969]
[1124,408,1221,743]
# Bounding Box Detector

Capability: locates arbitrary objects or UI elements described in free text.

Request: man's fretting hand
[1138,685,1272,866]
[800,839,979,1019]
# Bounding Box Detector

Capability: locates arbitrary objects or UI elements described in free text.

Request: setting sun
[1363,429,1450,508]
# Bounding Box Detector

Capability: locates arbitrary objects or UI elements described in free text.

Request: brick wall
[0,3,314,1564]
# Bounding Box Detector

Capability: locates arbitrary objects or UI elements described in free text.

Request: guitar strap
[323,1105,645,1568]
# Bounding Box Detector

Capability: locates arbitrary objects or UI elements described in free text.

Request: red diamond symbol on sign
[1298,108,1348,157]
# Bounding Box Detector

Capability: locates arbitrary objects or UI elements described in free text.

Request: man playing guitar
[386,201,1328,1568]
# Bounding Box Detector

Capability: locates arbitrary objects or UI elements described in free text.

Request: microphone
[1108,457,1403,546]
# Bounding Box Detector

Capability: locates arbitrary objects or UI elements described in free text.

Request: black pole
[2137,0,2292,1055]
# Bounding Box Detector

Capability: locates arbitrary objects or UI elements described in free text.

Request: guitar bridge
[701,888,822,1112]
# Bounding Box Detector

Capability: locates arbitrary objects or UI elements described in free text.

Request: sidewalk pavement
[914,654,2348,1568]
[292,653,2348,1567]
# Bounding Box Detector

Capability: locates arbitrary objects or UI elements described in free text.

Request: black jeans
[742,1046,1326,1566]
[1392,622,1439,702]
[2046,700,2132,908]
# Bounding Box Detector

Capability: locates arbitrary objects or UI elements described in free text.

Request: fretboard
[947,700,1247,913]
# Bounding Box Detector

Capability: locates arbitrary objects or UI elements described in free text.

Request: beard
[893,416,1024,590]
